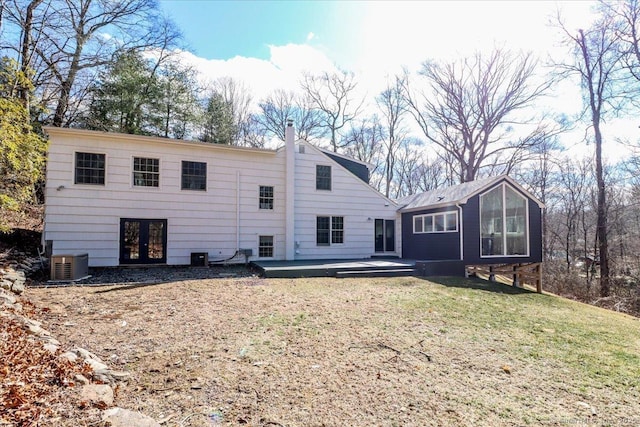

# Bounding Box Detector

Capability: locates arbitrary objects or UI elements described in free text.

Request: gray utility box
[50,253,89,281]
[191,252,209,267]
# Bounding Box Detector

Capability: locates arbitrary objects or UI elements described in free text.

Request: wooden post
[512,264,519,287]
[489,265,495,282]
[536,263,542,293]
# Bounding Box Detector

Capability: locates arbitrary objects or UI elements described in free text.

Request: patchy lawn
[28,276,640,426]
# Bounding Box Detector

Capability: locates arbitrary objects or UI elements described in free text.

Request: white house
[43,123,400,267]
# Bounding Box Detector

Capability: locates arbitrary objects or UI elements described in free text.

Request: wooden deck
[251,259,417,278]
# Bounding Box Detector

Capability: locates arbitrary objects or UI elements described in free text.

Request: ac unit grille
[50,254,89,281]
[53,261,72,280]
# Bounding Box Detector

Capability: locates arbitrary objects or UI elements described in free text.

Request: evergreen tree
[200,92,236,144]
[86,50,160,135]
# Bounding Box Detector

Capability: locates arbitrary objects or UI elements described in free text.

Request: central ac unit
[50,253,89,281]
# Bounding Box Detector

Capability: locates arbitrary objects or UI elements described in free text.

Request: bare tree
[413,154,452,193]
[342,117,384,190]
[548,157,592,273]
[513,136,564,260]
[377,75,409,197]
[394,140,423,198]
[402,50,551,183]
[255,89,324,142]
[301,70,363,152]
[208,77,254,146]
[3,0,178,127]
[556,12,629,297]
[605,0,640,82]
[15,0,44,108]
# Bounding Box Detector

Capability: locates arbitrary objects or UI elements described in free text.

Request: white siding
[44,129,401,267]
[292,142,400,260]
[44,130,286,266]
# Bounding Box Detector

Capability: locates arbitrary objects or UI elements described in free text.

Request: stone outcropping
[102,407,161,427]
[1,283,154,424]
[0,250,42,294]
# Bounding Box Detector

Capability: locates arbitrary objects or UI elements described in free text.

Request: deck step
[335,268,415,278]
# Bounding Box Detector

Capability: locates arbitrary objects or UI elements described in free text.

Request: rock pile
[0,285,160,426]
[0,248,43,294]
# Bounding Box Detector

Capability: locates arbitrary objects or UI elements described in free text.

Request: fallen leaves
[0,314,93,426]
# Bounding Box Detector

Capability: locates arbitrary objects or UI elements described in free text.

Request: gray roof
[397,175,517,212]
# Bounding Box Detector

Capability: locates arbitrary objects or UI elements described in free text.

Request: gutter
[456,203,464,261]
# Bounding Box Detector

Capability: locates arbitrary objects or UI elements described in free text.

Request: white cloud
[175,45,338,103]
[171,1,637,162]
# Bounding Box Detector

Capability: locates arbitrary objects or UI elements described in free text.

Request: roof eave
[44,127,278,155]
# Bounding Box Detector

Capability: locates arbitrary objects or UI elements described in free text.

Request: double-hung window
[316,165,331,190]
[133,157,159,187]
[181,161,207,191]
[75,152,105,185]
[259,186,274,210]
[259,235,274,257]
[317,216,344,245]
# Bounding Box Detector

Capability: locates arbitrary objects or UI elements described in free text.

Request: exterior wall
[401,206,461,260]
[44,130,286,266]
[461,191,543,264]
[44,130,400,267]
[293,143,399,260]
[400,180,543,264]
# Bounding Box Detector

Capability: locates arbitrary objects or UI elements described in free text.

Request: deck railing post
[536,263,542,293]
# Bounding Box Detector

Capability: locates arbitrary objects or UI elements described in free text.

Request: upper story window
[413,212,458,233]
[480,184,528,257]
[259,186,274,210]
[133,157,159,187]
[316,165,331,190]
[181,161,207,191]
[75,152,105,185]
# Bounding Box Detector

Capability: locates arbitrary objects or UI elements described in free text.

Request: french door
[119,219,167,264]
[375,219,395,253]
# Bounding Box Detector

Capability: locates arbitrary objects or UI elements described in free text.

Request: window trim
[413,211,458,234]
[258,235,274,258]
[132,156,160,188]
[316,215,344,246]
[74,152,106,185]
[479,183,530,258]
[181,160,207,191]
[259,185,274,210]
[316,164,332,191]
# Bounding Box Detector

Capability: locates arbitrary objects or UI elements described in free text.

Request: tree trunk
[578,29,610,298]
[53,35,85,127]
[19,0,45,109]
[594,120,610,296]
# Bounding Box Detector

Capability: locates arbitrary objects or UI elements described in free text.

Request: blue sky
[158,1,598,84]
[155,1,638,160]
[159,1,351,61]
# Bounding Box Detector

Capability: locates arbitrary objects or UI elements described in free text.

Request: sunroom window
[413,212,457,233]
[480,184,528,256]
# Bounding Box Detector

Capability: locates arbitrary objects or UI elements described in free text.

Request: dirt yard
[26,274,640,427]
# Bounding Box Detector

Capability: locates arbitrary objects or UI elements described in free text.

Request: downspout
[456,203,464,261]
[236,171,240,252]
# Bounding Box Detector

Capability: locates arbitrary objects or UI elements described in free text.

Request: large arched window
[480,183,528,257]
